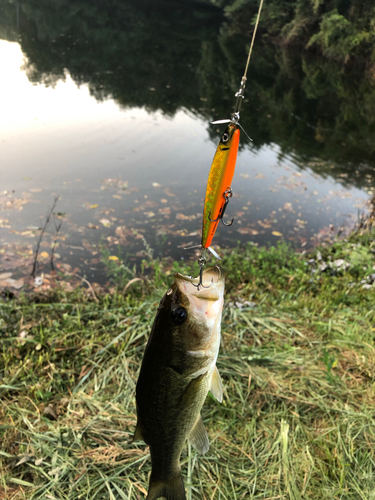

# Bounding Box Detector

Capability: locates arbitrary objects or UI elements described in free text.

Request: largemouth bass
[134,266,225,500]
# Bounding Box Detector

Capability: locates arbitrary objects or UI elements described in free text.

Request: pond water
[1,0,374,288]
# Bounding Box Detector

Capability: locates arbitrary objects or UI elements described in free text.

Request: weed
[320,348,340,384]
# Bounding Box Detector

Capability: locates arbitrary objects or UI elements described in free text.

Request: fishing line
[231,0,265,119]
[242,0,265,82]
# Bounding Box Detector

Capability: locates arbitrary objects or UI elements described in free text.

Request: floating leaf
[0,272,12,280]
[40,251,49,258]
[90,204,99,209]
[102,178,128,189]
[0,277,24,289]
[13,278,24,289]
[0,197,29,210]
[237,228,259,235]
[99,219,111,227]
[164,187,176,197]
[258,220,272,228]
[283,202,293,212]
[0,218,11,228]
[272,231,283,236]
[108,256,119,261]
[159,207,171,215]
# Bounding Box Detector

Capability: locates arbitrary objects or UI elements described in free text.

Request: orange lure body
[201,123,240,249]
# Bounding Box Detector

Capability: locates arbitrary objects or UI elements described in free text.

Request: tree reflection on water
[1,0,374,189]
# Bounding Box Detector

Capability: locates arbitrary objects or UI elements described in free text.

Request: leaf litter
[0,178,371,293]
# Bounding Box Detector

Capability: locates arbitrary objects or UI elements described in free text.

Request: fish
[201,122,240,250]
[134,265,225,500]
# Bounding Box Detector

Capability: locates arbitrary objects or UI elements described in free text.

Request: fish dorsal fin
[188,415,209,454]
[147,471,186,500]
[132,419,145,443]
[210,365,223,403]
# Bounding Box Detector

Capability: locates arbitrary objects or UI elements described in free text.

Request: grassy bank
[1,224,375,499]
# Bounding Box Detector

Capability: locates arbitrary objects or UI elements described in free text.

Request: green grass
[1,227,375,499]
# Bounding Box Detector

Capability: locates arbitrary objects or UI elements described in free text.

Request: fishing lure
[201,78,252,253]
[188,0,264,289]
[188,80,248,289]
[201,122,240,250]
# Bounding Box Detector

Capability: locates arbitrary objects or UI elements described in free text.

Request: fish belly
[136,365,211,482]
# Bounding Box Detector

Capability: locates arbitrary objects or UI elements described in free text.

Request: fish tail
[146,471,186,500]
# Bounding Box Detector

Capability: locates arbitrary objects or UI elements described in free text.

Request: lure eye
[171,306,187,325]
[222,132,229,143]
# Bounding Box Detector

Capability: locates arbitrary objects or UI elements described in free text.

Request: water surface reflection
[1,0,374,288]
[0,41,369,285]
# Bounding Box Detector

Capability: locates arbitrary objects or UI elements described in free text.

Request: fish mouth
[174,266,224,301]
[174,265,224,332]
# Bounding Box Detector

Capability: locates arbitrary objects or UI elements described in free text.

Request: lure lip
[183,245,221,260]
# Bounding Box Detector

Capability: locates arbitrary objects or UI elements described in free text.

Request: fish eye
[222,132,229,143]
[171,306,187,325]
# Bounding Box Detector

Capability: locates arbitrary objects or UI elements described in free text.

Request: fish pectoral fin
[132,419,145,443]
[181,372,206,405]
[188,414,209,454]
[210,365,223,403]
[147,471,186,500]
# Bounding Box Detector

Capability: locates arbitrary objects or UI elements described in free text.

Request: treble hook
[208,188,234,227]
[191,252,211,290]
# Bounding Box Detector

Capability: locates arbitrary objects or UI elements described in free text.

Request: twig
[122,278,143,294]
[50,217,63,271]
[31,196,59,278]
[75,274,99,303]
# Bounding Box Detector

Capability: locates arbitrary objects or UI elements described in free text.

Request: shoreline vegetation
[1,204,375,499]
